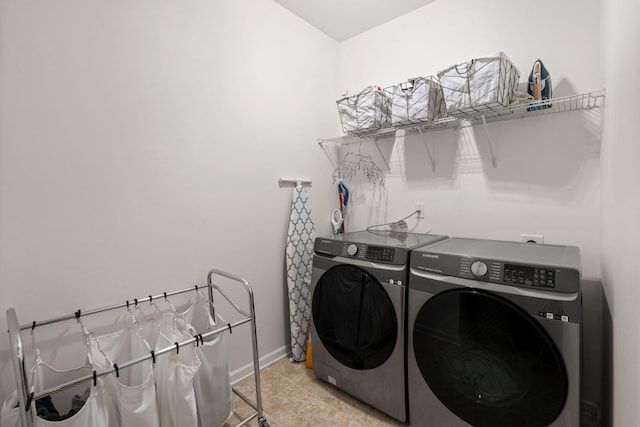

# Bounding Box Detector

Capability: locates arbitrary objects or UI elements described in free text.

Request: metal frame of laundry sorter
[5,268,270,427]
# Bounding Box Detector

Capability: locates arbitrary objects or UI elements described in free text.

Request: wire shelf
[318,90,605,146]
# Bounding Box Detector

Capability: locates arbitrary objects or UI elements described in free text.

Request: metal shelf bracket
[480,115,497,168]
[417,128,436,172]
[373,138,390,171]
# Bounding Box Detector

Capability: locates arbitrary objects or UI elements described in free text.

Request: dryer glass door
[413,288,567,427]
[312,265,397,370]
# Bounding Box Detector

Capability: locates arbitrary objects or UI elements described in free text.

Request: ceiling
[273,0,435,42]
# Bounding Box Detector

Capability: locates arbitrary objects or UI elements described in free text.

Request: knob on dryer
[347,244,358,256]
[470,261,488,277]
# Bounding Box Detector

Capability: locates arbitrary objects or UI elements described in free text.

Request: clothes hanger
[162,293,183,333]
[148,296,163,317]
[141,296,163,329]
[331,151,386,187]
[76,313,110,368]
[135,305,160,334]
[126,300,146,339]
[194,285,207,302]
[194,284,217,315]
[163,293,177,313]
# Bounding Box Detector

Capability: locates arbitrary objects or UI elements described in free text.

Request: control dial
[347,244,358,256]
[470,261,488,277]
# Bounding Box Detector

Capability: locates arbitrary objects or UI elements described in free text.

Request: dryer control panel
[461,259,556,288]
[364,246,396,262]
[339,243,397,263]
[503,263,556,288]
[313,232,448,266]
[314,238,409,265]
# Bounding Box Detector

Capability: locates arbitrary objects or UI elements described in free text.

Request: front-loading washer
[310,230,447,422]
[407,237,582,427]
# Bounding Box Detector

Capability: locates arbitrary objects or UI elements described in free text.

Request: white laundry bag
[182,298,233,427]
[0,391,20,427]
[31,352,118,427]
[90,325,160,427]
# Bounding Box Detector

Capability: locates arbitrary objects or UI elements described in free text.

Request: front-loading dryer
[408,237,582,427]
[310,230,447,422]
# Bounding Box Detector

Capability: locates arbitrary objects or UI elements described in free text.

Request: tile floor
[224,357,407,427]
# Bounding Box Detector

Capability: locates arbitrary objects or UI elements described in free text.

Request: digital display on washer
[366,246,395,262]
[503,263,556,288]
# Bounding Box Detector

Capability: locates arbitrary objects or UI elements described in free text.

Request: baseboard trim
[230,345,289,384]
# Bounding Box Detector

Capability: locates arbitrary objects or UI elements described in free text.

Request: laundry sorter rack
[5,268,270,427]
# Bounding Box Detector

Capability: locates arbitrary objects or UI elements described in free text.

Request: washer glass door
[413,288,567,427]
[312,264,397,370]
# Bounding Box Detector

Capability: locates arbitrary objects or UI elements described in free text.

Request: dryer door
[413,288,567,427]
[312,264,397,370]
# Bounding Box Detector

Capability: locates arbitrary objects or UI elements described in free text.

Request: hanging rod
[20,285,207,331]
[278,178,312,187]
[29,315,250,402]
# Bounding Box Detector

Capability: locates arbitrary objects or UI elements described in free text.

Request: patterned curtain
[285,186,316,362]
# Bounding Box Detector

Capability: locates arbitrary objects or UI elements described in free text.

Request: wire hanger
[163,292,177,313]
[162,293,183,332]
[331,151,385,187]
[30,321,37,354]
[126,300,146,339]
[147,295,164,317]
[136,303,161,333]
[194,285,207,301]
[76,312,110,368]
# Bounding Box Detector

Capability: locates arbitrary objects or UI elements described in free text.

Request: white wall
[336,0,603,279]
[601,0,640,425]
[3,1,635,425]
[0,0,338,400]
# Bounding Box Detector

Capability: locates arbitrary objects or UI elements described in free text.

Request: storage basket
[385,76,446,126]
[437,52,520,118]
[336,86,390,134]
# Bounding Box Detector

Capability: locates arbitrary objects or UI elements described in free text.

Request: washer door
[312,264,397,370]
[413,288,567,427]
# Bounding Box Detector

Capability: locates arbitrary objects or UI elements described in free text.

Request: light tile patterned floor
[224,357,407,427]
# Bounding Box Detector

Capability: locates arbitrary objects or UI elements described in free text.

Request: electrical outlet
[415,203,425,219]
[521,234,544,244]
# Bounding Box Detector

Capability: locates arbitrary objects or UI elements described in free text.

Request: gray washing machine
[407,238,582,427]
[310,230,447,422]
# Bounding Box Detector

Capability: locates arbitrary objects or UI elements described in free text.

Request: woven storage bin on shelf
[336,86,390,134]
[437,52,520,119]
[385,77,446,126]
